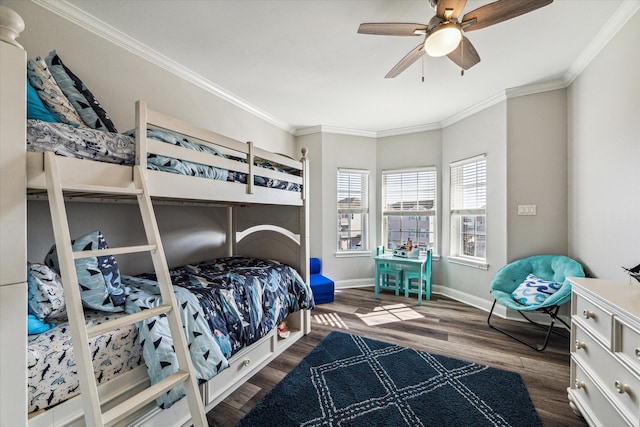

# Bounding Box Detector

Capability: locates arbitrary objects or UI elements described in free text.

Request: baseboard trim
[338,281,570,327]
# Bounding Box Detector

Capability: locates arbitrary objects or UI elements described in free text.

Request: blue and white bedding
[28,256,314,413]
[26,119,302,191]
[122,256,315,408]
[26,119,135,165]
[28,310,142,413]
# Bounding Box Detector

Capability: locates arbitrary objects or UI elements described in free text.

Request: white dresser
[567,277,640,426]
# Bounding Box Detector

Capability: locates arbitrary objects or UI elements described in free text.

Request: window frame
[381,167,438,256]
[336,168,370,255]
[448,154,488,269]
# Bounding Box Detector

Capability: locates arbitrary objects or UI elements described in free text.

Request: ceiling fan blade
[462,0,553,32]
[446,36,480,70]
[436,0,467,20]
[385,44,426,78]
[358,23,427,36]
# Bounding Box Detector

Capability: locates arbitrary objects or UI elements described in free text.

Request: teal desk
[374,254,430,305]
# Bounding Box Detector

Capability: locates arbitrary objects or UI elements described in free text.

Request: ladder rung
[61,183,143,195]
[102,370,191,425]
[87,304,172,338]
[73,244,157,259]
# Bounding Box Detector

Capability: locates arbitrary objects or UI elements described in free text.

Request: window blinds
[450,155,486,214]
[382,168,437,215]
[337,169,369,213]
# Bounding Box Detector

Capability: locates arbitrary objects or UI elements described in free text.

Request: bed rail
[135,100,307,205]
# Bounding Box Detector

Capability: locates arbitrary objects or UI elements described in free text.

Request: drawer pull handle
[582,309,595,319]
[575,340,586,350]
[635,348,640,360]
[242,359,251,367]
[614,381,630,394]
[574,379,586,389]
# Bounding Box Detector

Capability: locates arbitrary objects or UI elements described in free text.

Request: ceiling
[60,0,628,135]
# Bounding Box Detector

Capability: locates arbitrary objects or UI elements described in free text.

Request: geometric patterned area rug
[238,331,541,427]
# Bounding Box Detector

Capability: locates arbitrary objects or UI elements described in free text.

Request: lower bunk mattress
[28,311,142,414]
[27,256,314,415]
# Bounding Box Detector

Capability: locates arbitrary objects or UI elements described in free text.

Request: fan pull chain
[460,37,465,76]
[422,55,425,83]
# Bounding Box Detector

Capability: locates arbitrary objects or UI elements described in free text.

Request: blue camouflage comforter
[122,256,314,408]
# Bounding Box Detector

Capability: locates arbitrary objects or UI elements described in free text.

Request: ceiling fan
[358,0,553,78]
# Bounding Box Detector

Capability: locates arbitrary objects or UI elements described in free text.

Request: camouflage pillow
[45,230,126,312]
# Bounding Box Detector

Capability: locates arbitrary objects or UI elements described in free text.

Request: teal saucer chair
[487,254,585,351]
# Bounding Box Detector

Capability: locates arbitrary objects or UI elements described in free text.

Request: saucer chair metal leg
[487,300,568,352]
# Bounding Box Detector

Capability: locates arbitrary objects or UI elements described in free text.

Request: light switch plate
[518,205,537,216]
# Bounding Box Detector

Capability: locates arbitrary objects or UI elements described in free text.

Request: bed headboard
[231,204,309,283]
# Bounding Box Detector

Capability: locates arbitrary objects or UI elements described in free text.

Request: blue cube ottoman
[310,257,335,304]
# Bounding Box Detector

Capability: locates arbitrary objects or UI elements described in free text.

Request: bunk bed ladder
[43,152,207,426]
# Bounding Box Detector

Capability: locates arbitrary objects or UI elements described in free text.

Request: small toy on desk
[392,238,420,258]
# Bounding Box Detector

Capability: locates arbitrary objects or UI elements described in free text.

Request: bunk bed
[0,7,312,426]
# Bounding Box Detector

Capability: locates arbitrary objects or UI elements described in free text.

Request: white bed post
[299,147,309,283]
[229,206,237,256]
[0,6,28,427]
[300,147,311,334]
[246,141,254,194]
[135,100,148,173]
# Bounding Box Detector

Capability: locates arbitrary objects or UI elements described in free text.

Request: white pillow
[511,273,562,306]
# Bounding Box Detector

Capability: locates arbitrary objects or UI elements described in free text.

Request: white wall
[440,102,508,305]
[316,132,377,285]
[567,11,640,280]
[506,89,568,261]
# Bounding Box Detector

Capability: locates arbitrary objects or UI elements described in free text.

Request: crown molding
[295,125,376,138]
[30,0,295,135]
[376,122,442,138]
[505,78,566,99]
[294,125,324,137]
[563,0,640,86]
[440,91,506,129]
[297,123,441,139]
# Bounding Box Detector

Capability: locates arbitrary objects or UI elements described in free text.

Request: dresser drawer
[205,333,274,405]
[614,317,640,376]
[574,326,640,424]
[571,359,633,427]
[573,292,613,345]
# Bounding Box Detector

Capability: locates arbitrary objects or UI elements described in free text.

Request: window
[337,169,369,252]
[450,155,487,263]
[382,168,437,254]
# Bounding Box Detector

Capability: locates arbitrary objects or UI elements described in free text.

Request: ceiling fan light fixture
[424,22,461,57]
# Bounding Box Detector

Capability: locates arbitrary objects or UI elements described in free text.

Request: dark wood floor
[206,287,588,427]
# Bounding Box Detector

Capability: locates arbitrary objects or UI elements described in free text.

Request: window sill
[447,256,489,270]
[335,251,372,258]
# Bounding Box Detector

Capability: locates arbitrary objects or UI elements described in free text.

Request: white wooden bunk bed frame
[0,7,311,426]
